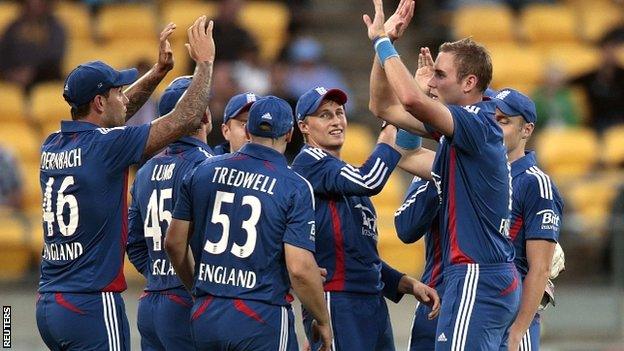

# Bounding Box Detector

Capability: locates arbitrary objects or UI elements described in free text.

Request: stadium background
[0,0,623,349]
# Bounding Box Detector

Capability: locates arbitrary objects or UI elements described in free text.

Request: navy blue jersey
[291,144,405,299]
[172,143,316,306]
[394,178,443,289]
[39,121,150,293]
[509,152,563,279]
[213,142,230,155]
[127,137,214,292]
[427,99,515,267]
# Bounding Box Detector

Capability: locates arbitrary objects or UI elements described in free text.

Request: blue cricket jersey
[127,137,214,292]
[394,178,443,290]
[427,99,515,267]
[291,144,405,301]
[172,143,316,306]
[509,152,563,279]
[39,121,150,293]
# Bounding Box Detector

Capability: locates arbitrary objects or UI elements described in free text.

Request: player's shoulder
[520,165,561,201]
[293,146,330,165]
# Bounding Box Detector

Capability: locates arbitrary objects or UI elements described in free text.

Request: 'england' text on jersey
[211,167,277,195]
[42,242,84,261]
[197,263,257,289]
[40,148,82,170]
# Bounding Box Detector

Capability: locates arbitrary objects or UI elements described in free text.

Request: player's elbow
[397,90,422,112]
[164,234,182,259]
[528,262,551,280]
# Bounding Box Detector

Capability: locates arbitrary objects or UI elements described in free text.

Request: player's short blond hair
[439,38,492,92]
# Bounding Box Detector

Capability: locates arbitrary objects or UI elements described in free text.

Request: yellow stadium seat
[535,127,599,179]
[0,122,41,162]
[567,177,619,237]
[371,174,405,209]
[521,4,578,44]
[452,5,516,43]
[0,212,32,281]
[162,1,218,43]
[98,4,158,41]
[341,123,376,165]
[541,44,600,78]
[55,1,91,40]
[0,82,25,122]
[0,1,18,35]
[239,1,290,61]
[31,82,69,124]
[102,39,160,69]
[21,159,42,211]
[64,39,125,76]
[489,44,545,86]
[572,0,623,41]
[377,204,424,277]
[603,125,624,168]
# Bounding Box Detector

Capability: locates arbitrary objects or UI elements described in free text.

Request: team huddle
[35,0,565,350]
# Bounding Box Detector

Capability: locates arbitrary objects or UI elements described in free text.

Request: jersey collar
[511,151,537,177]
[60,120,100,132]
[167,137,213,155]
[238,143,287,166]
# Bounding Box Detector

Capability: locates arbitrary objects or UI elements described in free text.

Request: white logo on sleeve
[437,333,447,342]
[537,209,560,230]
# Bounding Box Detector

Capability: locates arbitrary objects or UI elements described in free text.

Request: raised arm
[143,16,215,158]
[364,0,455,137]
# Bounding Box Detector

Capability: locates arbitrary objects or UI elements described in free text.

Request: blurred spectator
[207,63,241,148]
[126,59,158,126]
[0,146,23,211]
[285,36,351,100]
[267,62,303,160]
[232,43,271,95]
[0,0,66,92]
[570,27,624,133]
[188,0,256,73]
[532,63,581,129]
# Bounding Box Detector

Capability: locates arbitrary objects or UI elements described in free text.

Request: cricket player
[292,86,440,351]
[126,76,214,350]
[491,89,564,351]
[165,96,333,350]
[36,16,215,350]
[213,92,259,154]
[365,1,520,349]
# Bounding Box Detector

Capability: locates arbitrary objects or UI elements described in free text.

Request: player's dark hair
[70,90,111,120]
[439,38,492,93]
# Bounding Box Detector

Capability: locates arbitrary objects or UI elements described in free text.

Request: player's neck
[507,146,526,164]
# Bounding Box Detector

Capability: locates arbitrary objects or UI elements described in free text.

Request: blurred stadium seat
[341,122,376,165]
[603,125,624,168]
[489,43,545,87]
[452,5,515,44]
[541,43,600,77]
[567,177,619,237]
[0,122,42,163]
[31,82,68,124]
[0,211,32,281]
[521,4,578,45]
[239,1,290,61]
[161,1,218,43]
[21,159,42,211]
[535,127,599,181]
[0,83,25,122]
[55,1,91,40]
[0,1,18,35]
[98,3,158,41]
[377,208,424,277]
[570,0,623,42]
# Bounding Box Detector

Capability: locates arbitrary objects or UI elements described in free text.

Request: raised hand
[384,0,415,42]
[311,319,333,351]
[186,16,216,63]
[415,47,435,92]
[363,0,388,41]
[157,22,176,73]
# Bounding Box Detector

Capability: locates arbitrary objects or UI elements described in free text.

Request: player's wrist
[372,36,399,68]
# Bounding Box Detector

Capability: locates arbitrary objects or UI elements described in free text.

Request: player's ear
[92,95,106,114]
[285,128,294,143]
[221,123,230,141]
[462,74,478,94]
[522,122,535,140]
[297,120,309,135]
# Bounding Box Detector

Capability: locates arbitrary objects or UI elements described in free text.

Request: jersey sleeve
[292,144,401,197]
[381,261,405,303]
[394,179,440,244]
[95,124,151,173]
[446,104,492,154]
[283,177,316,252]
[172,171,194,221]
[522,174,563,242]
[126,182,149,277]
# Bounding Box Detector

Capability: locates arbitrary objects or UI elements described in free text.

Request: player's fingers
[363,14,373,27]
[185,43,192,57]
[408,0,415,18]
[206,19,214,36]
[198,15,207,36]
[397,0,409,15]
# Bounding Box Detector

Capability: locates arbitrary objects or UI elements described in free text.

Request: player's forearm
[290,270,330,326]
[384,57,428,118]
[144,61,213,157]
[124,64,170,120]
[165,242,194,291]
[397,147,434,180]
[510,268,550,336]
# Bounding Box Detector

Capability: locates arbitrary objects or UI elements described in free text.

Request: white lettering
[197,263,257,289]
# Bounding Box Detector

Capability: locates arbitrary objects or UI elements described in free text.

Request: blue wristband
[396,128,422,150]
[373,37,399,67]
